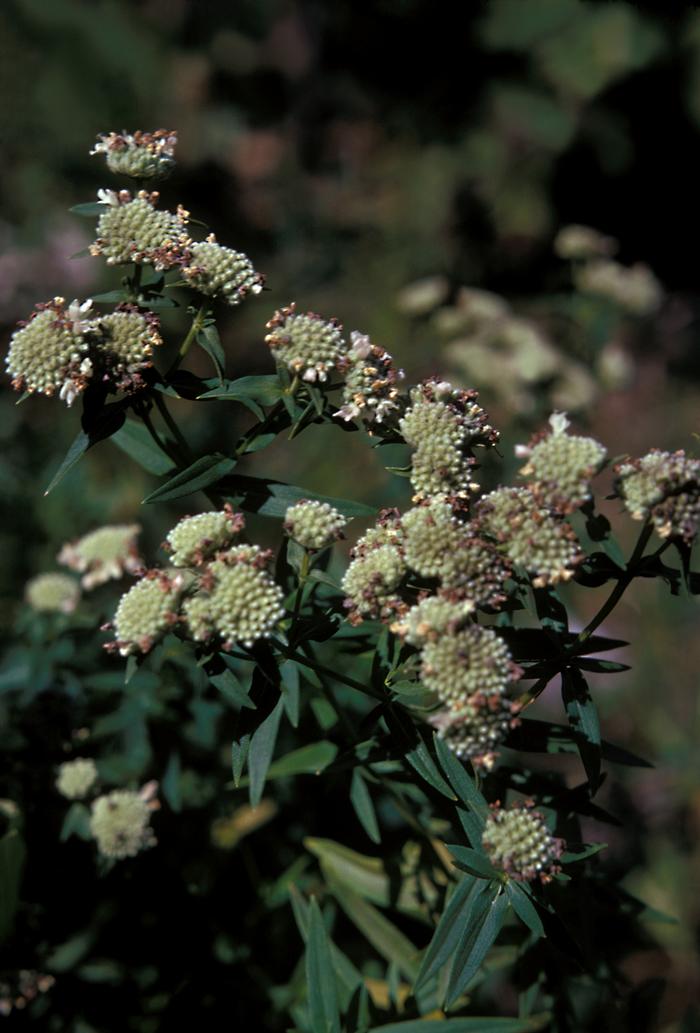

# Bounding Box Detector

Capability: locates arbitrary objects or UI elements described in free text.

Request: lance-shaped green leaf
[142,453,237,503]
[367,1016,551,1032]
[384,709,455,800]
[237,741,338,783]
[195,324,226,384]
[279,660,301,726]
[446,845,498,880]
[111,419,176,476]
[231,734,251,789]
[415,874,488,990]
[350,770,381,844]
[210,670,257,710]
[505,882,544,940]
[434,736,489,822]
[198,374,284,407]
[70,201,108,216]
[45,401,127,495]
[445,885,509,1008]
[306,898,342,1033]
[331,884,420,982]
[290,886,363,1005]
[224,473,376,518]
[248,697,284,806]
[561,667,601,791]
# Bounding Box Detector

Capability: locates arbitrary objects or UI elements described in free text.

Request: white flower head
[97,188,119,207]
[548,411,571,435]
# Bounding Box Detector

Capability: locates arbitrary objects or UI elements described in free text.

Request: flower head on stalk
[90,190,191,269]
[6,298,94,405]
[182,236,265,306]
[90,130,178,180]
[265,304,346,383]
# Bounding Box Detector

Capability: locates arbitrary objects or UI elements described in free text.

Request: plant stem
[574,520,653,646]
[166,302,208,378]
[152,391,194,464]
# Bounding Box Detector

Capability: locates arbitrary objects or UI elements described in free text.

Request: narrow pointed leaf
[445,887,509,1007]
[196,325,226,383]
[561,668,601,790]
[231,734,251,788]
[332,885,420,982]
[506,883,544,940]
[415,874,487,989]
[111,418,175,476]
[210,670,256,710]
[248,698,284,806]
[142,453,237,503]
[306,898,342,1033]
[198,375,283,406]
[224,473,375,518]
[350,770,381,843]
[434,735,489,820]
[446,845,498,880]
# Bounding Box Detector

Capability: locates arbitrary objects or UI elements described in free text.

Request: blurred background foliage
[1,0,700,1028]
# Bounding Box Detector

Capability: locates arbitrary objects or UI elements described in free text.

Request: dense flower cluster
[109,509,285,656]
[59,524,142,589]
[164,507,245,567]
[89,782,158,860]
[90,130,178,180]
[182,237,265,306]
[574,257,662,316]
[516,412,607,513]
[283,500,348,551]
[394,594,474,646]
[6,298,93,403]
[335,331,404,426]
[420,625,519,706]
[95,306,163,388]
[25,572,80,614]
[615,449,700,544]
[90,189,191,269]
[482,802,564,883]
[477,487,581,587]
[265,304,346,382]
[56,758,98,800]
[399,379,498,499]
[183,546,285,649]
[428,697,521,770]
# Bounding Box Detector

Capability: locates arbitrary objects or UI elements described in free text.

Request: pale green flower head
[420,625,519,708]
[91,130,177,181]
[165,507,245,568]
[6,298,94,405]
[25,572,80,614]
[56,758,98,800]
[394,594,474,647]
[615,449,700,544]
[283,499,348,551]
[90,782,158,860]
[59,524,141,590]
[265,304,346,383]
[516,412,607,514]
[112,571,185,656]
[334,331,404,426]
[182,237,265,306]
[482,803,564,883]
[428,695,521,771]
[90,189,191,269]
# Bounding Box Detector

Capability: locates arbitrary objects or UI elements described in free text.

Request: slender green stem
[135,400,180,466]
[152,391,194,464]
[574,520,653,646]
[280,646,382,700]
[290,552,311,625]
[166,302,208,378]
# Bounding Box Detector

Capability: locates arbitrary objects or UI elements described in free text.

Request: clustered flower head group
[615,449,700,544]
[482,801,564,883]
[108,507,285,656]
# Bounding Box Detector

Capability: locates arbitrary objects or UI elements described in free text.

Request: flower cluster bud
[614,449,700,544]
[516,412,607,514]
[164,506,245,567]
[6,298,93,404]
[428,695,521,771]
[477,487,581,587]
[265,304,346,382]
[56,758,98,800]
[183,545,285,649]
[91,130,178,180]
[25,572,80,614]
[574,258,662,316]
[90,190,191,269]
[89,781,158,860]
[342,510,406,623]
[399,379,498,500]
[335,331,404,426]
[420,624,520,707]
[112,570,185,656]
[283,499,348,551]
[58,524,141,589]
[482,801,564,882]
[182,237,265,306]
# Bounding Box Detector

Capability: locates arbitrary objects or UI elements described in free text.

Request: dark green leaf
[575,658,630,674]
[198,375,283,407]
[195,325,226,383]
[306,898,342,1033]
[280,660,301,726]
[162,753,182,812]
[70,201,108,216]
[446,887,509,1007]
[248,697,284,806]
[210,670,256,710]
[434,735,489,821]
[111,419,175,476]
[446,845,497,880]
[142,453,236,503]
[45,400,127,494]
[256,741,338,780]
[415,875,487,990]
[332,885,420,982]
[560,842,607,864]
[561,668,601,790]
[231,734,250,788]
[506,882,544,940]
[224,473,375,518]
[384,709,456,800]
[350,770,381,844]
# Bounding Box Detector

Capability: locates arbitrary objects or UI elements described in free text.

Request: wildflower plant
[2,131,699,1031]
